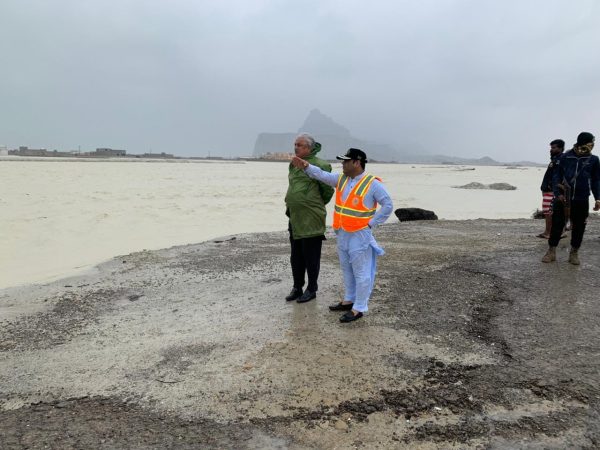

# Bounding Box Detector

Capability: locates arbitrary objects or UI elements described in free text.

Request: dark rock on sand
[453,182,517,190]
[395,208,438,222]
[488,182,517,190]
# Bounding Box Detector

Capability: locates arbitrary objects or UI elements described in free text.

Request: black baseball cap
[577,132,595,146]
[336,148,368,162]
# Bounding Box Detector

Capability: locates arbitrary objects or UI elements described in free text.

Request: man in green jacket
[285,133,334,303]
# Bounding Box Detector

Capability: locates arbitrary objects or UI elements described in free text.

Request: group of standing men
[540,132,600,264]
[284,133,393,323]
[284,130,600,324]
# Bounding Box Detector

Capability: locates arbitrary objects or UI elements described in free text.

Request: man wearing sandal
[291,148,393,323]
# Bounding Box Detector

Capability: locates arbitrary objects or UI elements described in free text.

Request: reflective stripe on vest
[333,174,380,232]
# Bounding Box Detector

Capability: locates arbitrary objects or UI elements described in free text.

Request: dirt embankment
[1,218,599,449]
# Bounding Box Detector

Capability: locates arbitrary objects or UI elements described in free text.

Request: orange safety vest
[333,173,381,232]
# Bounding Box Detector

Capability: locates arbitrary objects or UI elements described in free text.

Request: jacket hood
[308,142,322,158]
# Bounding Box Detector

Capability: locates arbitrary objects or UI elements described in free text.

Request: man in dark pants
[538,139,564,239]
[287,224,324,301]
[284,133,334,302]
[542,132,600,264]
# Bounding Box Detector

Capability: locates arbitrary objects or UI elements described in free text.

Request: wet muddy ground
[1,218,599,449]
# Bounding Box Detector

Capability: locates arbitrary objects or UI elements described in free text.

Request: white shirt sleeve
[368,181,394,229]
[305,164,340,187]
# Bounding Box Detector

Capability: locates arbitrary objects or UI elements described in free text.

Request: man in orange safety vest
[291,148,393,322]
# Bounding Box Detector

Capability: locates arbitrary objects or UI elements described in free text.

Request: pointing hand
[291,156,308,170]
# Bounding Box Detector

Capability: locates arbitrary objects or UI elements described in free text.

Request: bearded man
[542,132,600,264]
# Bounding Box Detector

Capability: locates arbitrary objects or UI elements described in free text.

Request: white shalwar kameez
[304,164,394,313]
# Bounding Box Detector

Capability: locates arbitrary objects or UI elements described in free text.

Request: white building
[0,146,8,156]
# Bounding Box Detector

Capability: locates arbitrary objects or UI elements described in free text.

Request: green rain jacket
[285,142,334,239]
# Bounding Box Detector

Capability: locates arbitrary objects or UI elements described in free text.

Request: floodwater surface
[1,158,546,289]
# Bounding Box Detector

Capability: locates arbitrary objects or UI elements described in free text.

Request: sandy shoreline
[1,218,600,449]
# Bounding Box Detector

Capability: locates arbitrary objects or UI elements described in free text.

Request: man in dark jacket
[284,133,334,302]
[538,139,564,238]
[542,132,600,264]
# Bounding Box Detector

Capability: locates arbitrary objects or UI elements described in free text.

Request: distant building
[139,152,175,159]
[8,146,81,157]
[8,146,75,157]
[94,148,126,157]
[47,149,74,157]
[260,152,294,161]
[0,145,8,156]
[9,146,49,156]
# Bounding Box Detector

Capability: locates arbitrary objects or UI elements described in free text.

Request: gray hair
[296,133,316,150]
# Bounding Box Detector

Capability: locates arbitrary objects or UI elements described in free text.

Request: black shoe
[285,288,303,301]
[296,290,316,303]
[329,302,353,311]
[339,311,363,323]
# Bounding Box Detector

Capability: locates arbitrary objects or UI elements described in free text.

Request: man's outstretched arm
[291,156,339,187]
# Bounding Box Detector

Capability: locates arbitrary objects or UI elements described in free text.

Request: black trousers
[289,223,324,292]
[549,199,589,248]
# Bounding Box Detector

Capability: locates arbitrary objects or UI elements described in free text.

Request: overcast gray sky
[1,0,599,162]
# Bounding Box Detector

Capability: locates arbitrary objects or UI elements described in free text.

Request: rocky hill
[253,109,408,162]
[253,109,540,165]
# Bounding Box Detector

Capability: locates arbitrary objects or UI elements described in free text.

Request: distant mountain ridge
[253,110,541,166]
[298,109,351,137]
[253,109,405,162]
